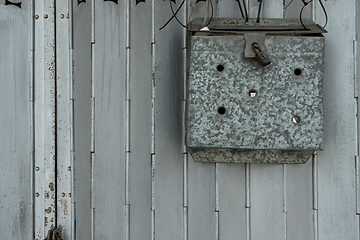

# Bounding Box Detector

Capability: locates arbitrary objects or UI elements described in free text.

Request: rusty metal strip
[34,0,57,238]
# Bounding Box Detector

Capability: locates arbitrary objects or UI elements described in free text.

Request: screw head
[36,192,39,197]
[61,192,66,197]
[35,166,40,171]
[44,14,48,19]
[35,14,39,19]
[60,14,64,19]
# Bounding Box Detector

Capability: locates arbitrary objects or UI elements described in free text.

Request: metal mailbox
[186,18,326,164]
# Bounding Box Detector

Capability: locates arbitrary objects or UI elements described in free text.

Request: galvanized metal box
[186,19,326,164]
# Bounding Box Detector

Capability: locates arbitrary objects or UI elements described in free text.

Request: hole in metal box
[294,68,302,76]
[217,64,225,72]
[218,107,226,115]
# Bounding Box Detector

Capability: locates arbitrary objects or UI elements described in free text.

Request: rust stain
[49,182,55,191]
[59,199,69,215]
[44,216,48,227]
[45,207,52,213]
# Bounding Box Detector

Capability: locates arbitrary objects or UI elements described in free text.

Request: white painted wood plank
[0,2,32,239]
[56,0,72,238]
[153,1,185,239]
[286,159,315,240]
[92,1,127,239]
[250,165,285,239]
[217,163,247,240]
[128,1,153,239]
[72,1,92,239]
[315,1,359,239]
[188,155,217,240]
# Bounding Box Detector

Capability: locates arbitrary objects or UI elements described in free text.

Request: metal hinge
[46,228,61,240]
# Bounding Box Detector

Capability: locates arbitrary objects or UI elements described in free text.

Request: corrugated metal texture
[0,1,32,239]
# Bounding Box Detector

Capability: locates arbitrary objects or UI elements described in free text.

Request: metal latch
[244,33,271,66]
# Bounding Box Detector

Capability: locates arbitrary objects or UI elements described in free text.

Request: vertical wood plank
[286,160,315,240]
[153,1,185,239]
[72,1,92,239]
[0,1,32,239]
[188,155,217,240]
[217,163,247,240]
[92,0,127,239]
[315,1,359,239]
[128,0,153,239]
[250,165,285,239]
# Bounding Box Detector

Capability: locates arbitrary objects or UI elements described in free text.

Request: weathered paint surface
[33,0,57,239]
[0,1,32,239]
[1,0,360,239]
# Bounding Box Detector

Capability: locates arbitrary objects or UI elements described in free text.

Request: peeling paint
[59,199,69,216]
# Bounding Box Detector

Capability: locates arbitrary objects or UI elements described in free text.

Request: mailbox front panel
[186,35,324,163]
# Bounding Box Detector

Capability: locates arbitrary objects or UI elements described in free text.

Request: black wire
[319,0,328,28]
[257,0,263,23]
[235,0,245,18]
[159,0,186,30]
[284,0,295,9]
[170,0,188,29]
[242,0,248,22]
[299,0,313,30]
[205,0,214,28]
[299,4,308,29]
